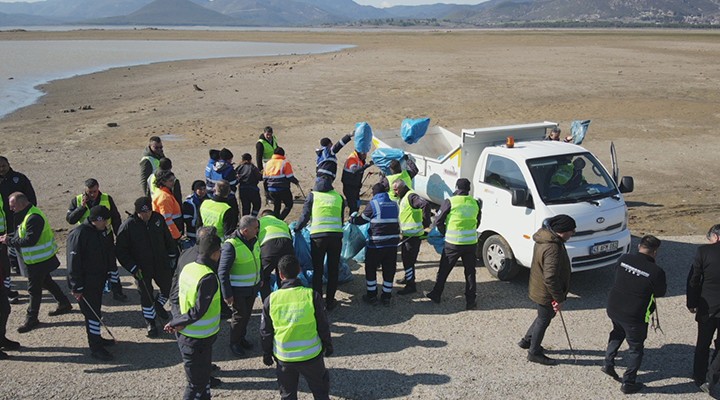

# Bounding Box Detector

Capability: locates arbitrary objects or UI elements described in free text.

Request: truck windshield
[527,152,619,205]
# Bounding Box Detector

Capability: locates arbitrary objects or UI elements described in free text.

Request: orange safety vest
[343,151,366,173]
[152,186,183,239]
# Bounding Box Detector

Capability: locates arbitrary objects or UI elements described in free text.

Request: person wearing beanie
[350,183,400,306]
[152,170,183,241]
[235,153,263,217]
[182,181,210,248]
[520,213,576,366]
[262,147,300,220]
[294,176,346,310]
[66,178,126,302]
[116,197,178,338]
[315,130,355,181]
[66,205,117,361]
[166,226,223,400]
[426,178,482,310]
[206,148,239,214]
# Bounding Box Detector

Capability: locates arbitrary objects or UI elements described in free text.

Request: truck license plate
[591,241,618,255]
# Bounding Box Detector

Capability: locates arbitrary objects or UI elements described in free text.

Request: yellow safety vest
[0,194,6,234]
[258,215,291,246]
[179,262,221,339]
[226,237,261,287]
[200,200,231,239]
[75,193,112,229]
[399,190,423,237]
[387,171,413,202]
[445,195,479,246]
[310,191,343,235]
[258,137,279,163]
[18,206,59,265]
[270,286,322,362]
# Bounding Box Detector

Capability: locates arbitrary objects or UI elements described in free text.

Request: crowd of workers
[0,126,716,398]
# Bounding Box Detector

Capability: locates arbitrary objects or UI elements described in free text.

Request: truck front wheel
[481,235,520,281]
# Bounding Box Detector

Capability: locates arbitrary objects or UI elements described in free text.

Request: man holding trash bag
[393,180,431,295]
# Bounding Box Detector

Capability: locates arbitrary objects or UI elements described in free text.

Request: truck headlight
[621,209,629,231]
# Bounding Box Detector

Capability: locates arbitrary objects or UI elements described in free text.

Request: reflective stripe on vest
[148,174,158,198]
[368,198,400,246]
[387,171,413,202]
[75,193,112,229]
[270,286,322,362]
[226,237,261,287]
[258,215,291,246]
[446,195,479,245]
[0,194,6,233]
[179,262,221,338]
[18,206,59,264]
[310,191,343,234]
[183,195,200,238]
[258,137,279,162]
[343,151,365,173]
[399,190,423,237]
[200,200,231,238]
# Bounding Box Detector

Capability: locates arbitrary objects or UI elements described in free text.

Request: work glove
[263,354,275,366]
[325,345,334,357]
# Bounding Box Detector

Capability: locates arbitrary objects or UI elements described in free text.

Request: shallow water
[0,39,352,119]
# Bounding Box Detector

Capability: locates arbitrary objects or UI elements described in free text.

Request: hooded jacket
[528,226,571,305]
[296,177,346,238]
[206,159,238,198]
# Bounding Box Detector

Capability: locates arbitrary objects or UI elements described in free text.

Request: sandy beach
[0,28,719,398]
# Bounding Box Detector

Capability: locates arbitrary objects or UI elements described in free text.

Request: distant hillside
[0,11,61,26]
[0,0,151,21]
[87,0,239,26]
[201,0,338,26]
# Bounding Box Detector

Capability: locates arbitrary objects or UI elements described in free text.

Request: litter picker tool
[81,296,117,341]
[557,307,577,362]
[294,182,307,199]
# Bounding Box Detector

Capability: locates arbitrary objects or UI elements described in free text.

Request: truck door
[476,154,536,269]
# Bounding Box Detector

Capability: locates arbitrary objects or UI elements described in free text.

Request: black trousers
[79,284,105,351]
[694,316,720,384]
[260,239,294,301]
[178,334,216,400]
[136,267,172,323]
[343,186,361,215]
[26,262,68,319]
[431,243,477,302]
[277,355,330,400]
[239,187,261,217]
[230,286,257,345]
[365,247,397,299]
[604,318,647,384]
[523,303,556,356]
[310,236,342,302]
[0,283,9,340]
[401,236,421,283]
[269,190,294,220]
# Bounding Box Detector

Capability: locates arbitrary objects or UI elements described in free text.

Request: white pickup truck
[372,121,634,280]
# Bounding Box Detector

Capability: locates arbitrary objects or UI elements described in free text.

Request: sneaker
[209,376,222,388]
[230,343,246,357]
[90,347,114,361]
[239,338,253,350]
[397,282,417,295]
[527,352,557,366]
[0,337,20,351]
[362,294,378,305]
[601,365,621,382]
[620,382,644,394]
[17,318,40,333]
[154,303,169,320]
[112,292,128,302]
[48,303,72,317]
[7,290,19,304]
[425,291,441,304]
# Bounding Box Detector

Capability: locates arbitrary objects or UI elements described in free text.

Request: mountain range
[0,0,718,27]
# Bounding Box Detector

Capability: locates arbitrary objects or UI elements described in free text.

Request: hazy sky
[0,0,487,6]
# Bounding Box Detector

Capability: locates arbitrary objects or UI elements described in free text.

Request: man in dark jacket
[603,235,666,394]
[165,226,223,400]
[206,148,239,209]
[426,178,482,310]
[263,148,300,221]
[66,178,126,302]
[519,214,576,366]
[182,180,209,248]
[688,224,720,391]
[258,209,294,301]
[0,156,37,302]
[260,254,332,400]
[341,150,374,215]
[140,136,164,197]
[236,153,263,217]
[256,126,279,172]
[393,179,431,295]
[351,183,400,306]
[0,224,19,358]
[0,192,72,333]
[315,133,354,181]
[66,205,117,361]
[295,177,345,310]
[199,181,238,240]
[116,197,178,337]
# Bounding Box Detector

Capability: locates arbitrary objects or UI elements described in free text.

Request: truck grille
[573,223,622,238]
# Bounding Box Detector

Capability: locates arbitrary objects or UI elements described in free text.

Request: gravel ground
[0,234,713,399]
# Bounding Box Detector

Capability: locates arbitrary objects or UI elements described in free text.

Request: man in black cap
[426,178,482,310]
[236,153,263,217]
[116,197,178,337]
[66,205,117,361]
[603,235,666,394]
[520,214,576,366]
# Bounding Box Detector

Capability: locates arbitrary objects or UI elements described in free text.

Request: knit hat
[134,197,152,213]
[547,214,576,233]
[241,153,252,162]
[191,180,206,191]
[220,148,233,161]
[456,178,471,192]
[320,138,332,147]
[372,183,387,195]
[89,205,111,221]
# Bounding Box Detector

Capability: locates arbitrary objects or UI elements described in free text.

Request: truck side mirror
[619,176,634,193]
[511,189,527,207]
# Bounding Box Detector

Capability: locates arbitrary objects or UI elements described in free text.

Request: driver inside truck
[550,157,586,190]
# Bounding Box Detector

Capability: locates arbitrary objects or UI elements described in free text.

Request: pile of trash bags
[289,222,354,287]
[371,148,405,175]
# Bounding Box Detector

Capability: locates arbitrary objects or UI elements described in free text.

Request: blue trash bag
[354,122,373,153]
[371,148,405,175]
[570,120,591,145]
[401,117,431,145]
[289,222,313,275]
[342,222,366,261]
[353,223,371,263]
[426,227,444,255]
